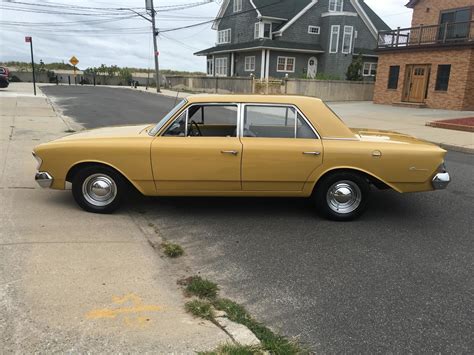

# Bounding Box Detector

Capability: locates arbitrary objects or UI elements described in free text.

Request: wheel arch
[311,167,401,193]
[66,161,144,194]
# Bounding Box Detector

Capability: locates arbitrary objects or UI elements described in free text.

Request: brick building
[373,0,473,110]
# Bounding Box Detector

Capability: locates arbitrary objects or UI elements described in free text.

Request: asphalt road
[42,86,474,353]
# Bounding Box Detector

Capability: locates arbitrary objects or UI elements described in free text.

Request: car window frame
[161,102,241,138]
[240,103,320,140]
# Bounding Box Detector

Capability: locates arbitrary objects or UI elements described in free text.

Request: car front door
[151,104,242,193]
[240,104,323,191]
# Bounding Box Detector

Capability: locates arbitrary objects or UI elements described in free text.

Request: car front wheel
[314,172,370,221]
[72,166,124,213]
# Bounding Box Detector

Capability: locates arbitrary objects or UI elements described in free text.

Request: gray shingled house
[194,0,390,80]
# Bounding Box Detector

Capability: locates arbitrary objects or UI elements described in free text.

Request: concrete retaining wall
[166,76,374,101]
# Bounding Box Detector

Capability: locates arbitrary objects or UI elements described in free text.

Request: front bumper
[35,172,53,188]
[432,172,450,190]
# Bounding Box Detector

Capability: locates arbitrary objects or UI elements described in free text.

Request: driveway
[41,85,474,352]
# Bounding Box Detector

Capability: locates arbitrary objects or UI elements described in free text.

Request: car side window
[188,105,238,137]
[164,105,238,137]
[243,105,317,139]
[163,111,186,136]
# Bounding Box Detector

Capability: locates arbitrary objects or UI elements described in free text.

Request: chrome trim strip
[322,137,361,141]
[35,171,53,188]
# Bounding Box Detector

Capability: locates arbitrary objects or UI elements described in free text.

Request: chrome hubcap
[326,180,362,214]
[82,174,117,207]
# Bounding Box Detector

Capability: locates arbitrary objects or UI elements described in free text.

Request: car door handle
[221,150,239,156]
[303,151,321,156]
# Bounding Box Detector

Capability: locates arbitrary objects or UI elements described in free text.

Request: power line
[159,0,280,33]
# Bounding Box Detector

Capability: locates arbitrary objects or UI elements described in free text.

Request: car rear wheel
[314,172,370,221]
[72,166,125,213]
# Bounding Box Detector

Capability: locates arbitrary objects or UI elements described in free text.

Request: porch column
[230,52,235,77]
[260,49,266,80]
[265,49,271,81]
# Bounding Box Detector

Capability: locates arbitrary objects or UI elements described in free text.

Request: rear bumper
[35,172,53,188]
[432,172,450,190]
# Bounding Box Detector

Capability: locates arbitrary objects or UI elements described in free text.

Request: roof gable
[253,0,312,19]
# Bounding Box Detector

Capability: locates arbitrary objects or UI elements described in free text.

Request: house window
[308,26,320,34]
[363,63,377,76]
[207,59,214,76]
[215,57,228,76]
[342,26,353,53]
[254,22,272,39]
[244,56,256,71]
[329,25,340,53]
[277,56,295,72]
[435,64,451,91]
[387,65,400,89]
[233,0,242,12]
[217,29,231,44]
[439,8,471,39]
[329,0,343,12]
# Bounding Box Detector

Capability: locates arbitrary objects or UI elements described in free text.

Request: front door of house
[307,57,318,79]
[404,65,430,103]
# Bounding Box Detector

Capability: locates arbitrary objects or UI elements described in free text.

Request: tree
[346,54,363,81]
[118,67,132,85]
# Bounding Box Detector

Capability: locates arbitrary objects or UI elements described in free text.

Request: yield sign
[69,56,79,66]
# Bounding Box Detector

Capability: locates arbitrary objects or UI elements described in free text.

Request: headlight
[32,152,42,170]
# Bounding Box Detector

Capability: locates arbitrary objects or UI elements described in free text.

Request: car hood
[351,128,443,148]
[53,124,153,142]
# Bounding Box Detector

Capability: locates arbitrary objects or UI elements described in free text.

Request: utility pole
[150,0,161,93]
[25,36,36,96]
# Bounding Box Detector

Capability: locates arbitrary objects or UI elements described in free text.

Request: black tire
[72,165,125,214]
[313,171,370,221]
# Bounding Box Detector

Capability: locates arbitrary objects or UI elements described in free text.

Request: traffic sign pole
[25,36,36,96]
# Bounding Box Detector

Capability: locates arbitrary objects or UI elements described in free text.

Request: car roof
[186,94,323,105]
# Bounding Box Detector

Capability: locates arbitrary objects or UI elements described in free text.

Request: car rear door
[240,104,323,191]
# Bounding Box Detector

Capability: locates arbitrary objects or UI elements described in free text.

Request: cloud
[0,0,412,71]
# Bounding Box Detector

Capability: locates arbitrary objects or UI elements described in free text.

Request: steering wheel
[189,120,203,136]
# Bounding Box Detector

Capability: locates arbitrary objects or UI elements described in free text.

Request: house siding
[201,0,387,80]
[410,0,474,27]
[374,47,474,110]
[267,51,321,78]
[234,50,263,77]
[217,0,258,44]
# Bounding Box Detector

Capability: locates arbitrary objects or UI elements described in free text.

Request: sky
[0,0,413,72]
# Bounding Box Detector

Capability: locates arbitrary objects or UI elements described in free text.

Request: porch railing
[377,20,474,49]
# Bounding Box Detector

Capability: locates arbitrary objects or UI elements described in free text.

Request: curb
[438,143,474,155]
[130,211,261,347]
[38,86,83,133]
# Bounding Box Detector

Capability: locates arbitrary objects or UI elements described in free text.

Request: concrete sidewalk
[113,84,473,153]
[0,84,229,352]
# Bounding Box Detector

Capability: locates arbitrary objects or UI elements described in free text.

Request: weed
[162,242,184,258]
[185,276,219,299]
[213,298,304,354]
[199,343,264,355]
[185,300,214,320]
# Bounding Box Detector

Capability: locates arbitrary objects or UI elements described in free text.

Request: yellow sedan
[33,95,450,221]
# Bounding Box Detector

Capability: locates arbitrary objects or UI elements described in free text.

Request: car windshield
[148,99,187,136]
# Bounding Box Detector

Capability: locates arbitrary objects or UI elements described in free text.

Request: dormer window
[329,0,343,12]
[254,22,272,39]
[233,0,242,13]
